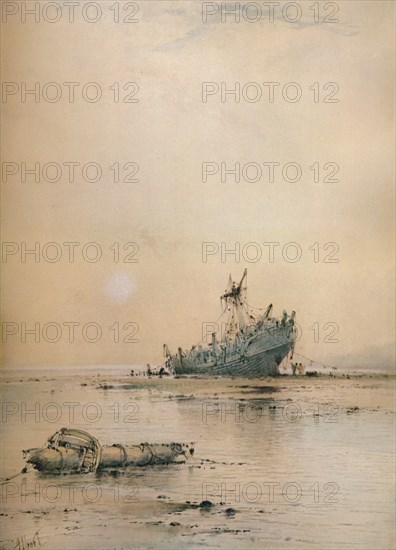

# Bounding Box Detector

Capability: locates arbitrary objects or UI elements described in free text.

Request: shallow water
[1,371,395,549]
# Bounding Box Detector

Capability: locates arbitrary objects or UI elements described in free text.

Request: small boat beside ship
[163,269,297,376]
[23,428,194,474]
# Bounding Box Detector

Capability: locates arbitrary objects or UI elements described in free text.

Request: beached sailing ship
[163,269,296,376]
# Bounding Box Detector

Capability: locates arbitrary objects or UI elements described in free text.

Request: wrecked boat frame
[23,428,194,474]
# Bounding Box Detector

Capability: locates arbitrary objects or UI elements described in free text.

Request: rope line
[292,351,335,370]
[0,463,33,485]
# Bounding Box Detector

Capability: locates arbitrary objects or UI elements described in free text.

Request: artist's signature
[9,530,41,550]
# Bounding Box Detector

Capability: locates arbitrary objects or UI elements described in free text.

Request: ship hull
[173,341,292,377]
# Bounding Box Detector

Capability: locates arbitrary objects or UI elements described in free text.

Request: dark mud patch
[166,500,215,513]
[168,394,196,401]
[97,384,142,391]
[238,398,275,404]
[237,385,279,394]
[212,527,251,534]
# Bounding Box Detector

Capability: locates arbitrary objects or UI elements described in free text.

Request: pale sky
[1,1,394,368]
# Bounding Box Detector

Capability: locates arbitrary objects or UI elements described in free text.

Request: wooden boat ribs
[23,428,193,474]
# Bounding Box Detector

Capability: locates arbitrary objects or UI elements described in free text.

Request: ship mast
[221,269,250,340]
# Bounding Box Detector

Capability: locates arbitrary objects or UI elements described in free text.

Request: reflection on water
[1,372,395,549]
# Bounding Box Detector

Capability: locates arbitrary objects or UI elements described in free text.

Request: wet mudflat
[1,370,395,549]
